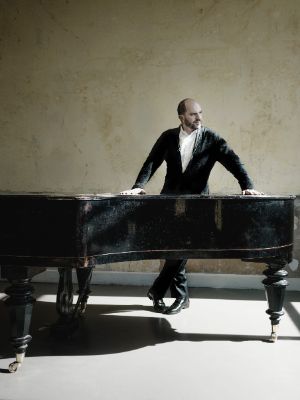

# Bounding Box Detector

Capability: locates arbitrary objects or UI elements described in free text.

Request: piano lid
[0,191,296,200]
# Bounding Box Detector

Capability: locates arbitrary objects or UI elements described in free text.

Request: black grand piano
[0,193,295,372]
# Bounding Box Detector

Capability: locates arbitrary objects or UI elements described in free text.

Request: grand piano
[0,193,295,372]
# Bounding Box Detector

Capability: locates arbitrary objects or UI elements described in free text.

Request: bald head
[177,98,199,115]
[177,98,203,133]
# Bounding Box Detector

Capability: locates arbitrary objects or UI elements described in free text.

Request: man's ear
[178,115,184,124]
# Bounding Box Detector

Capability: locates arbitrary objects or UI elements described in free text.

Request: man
[121,98,261,315]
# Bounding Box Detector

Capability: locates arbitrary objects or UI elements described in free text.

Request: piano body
[0,193,295,372]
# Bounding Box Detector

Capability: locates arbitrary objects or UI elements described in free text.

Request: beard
[183,118,201,131]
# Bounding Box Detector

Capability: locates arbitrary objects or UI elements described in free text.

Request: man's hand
[120,188,146,195]
[242,189,264,195]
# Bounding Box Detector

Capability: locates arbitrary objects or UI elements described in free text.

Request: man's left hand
[242,189,264,195]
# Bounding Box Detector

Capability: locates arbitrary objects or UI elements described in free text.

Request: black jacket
[132,126,254,194]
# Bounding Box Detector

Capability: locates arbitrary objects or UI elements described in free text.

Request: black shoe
[164,298,190,315]
[147,289,166,313]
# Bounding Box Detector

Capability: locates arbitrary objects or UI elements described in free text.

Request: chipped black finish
[0,193,295,265]
[0,193,295,368]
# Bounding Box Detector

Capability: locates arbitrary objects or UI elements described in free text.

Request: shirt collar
[179,125,200,137]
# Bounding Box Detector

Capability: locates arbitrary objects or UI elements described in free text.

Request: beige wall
[0,0,299,276]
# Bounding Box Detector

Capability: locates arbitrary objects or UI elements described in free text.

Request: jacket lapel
[173,127,183,172]
[193,126,204,155]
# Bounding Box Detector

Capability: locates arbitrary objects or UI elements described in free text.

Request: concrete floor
[0,283,300,400]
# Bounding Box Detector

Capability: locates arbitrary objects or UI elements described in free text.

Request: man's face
[179,101,203,132]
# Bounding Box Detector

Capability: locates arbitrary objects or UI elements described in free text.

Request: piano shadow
[1,300,299,368]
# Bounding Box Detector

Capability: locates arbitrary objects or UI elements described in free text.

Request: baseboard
[30,269,300,291]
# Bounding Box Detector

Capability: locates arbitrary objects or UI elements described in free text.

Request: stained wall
[0,0,299,277]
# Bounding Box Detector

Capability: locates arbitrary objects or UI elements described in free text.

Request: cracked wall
[0,0,299,277]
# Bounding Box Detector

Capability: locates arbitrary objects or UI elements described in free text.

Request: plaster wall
[0,0,299,278]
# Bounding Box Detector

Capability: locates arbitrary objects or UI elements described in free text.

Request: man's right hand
[120,188,146,195]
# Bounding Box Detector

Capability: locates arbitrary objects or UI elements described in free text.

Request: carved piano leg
[56,267,74,316]
[75,267,93,315]
[262,259,288,342]
[4,278,35,373]
[52,267,93,336]
[52,267,78,336]
[1,266,45,373]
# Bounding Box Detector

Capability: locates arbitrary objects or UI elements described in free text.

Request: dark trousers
[150,259,189,300]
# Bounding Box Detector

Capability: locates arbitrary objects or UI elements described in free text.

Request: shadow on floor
[0,284,300,374]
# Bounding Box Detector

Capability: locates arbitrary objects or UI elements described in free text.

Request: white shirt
[179,126,201,172]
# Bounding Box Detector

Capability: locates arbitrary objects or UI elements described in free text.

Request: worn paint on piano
[175,198,186,216]
[215,199,222,231]
[128,221,136,236]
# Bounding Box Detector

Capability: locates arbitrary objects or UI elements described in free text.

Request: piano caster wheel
[8,361,21,373]
[270,333,277,343]
[269,325,278,343]
[8,353,24,373]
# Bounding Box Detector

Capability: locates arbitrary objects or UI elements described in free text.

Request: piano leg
[52,267,93,336]
[52,267,77,337]
[2,266,41,373]
[56,267,93,317]
[262,258,288,342]
[76,267,93,315]
[56,267,74,316]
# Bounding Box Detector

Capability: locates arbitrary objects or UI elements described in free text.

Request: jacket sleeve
[132,132,167,189]
[216,136,254,190]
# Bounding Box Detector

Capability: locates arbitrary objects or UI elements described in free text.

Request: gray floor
[0,283,300,400]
